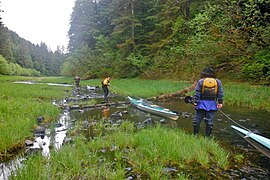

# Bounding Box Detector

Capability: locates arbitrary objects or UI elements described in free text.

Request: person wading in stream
[102,76,111,103]
[74,76,80,88]
[193,67,224,137]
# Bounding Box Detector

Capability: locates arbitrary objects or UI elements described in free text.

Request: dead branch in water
[148,81,197,101]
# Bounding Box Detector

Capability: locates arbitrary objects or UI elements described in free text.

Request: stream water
[1,84,270,179]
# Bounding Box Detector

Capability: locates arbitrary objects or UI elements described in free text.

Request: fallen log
[149,81,197,101]
[63,101,130,110]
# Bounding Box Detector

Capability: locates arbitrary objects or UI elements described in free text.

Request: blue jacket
[194,78,223,111]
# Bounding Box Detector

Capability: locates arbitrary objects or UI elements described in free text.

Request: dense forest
[0,27,66,76]
[64,0,270,83]
[0,2,66,76]
[1,0,270,84]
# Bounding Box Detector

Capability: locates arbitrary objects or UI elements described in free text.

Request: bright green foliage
[0,55,41,76]
[0,55,9,74]
[241,47,270,83]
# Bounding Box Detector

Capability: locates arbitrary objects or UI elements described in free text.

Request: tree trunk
[186,0,191,19]
[131,0,135,47]
[148,81,197,101]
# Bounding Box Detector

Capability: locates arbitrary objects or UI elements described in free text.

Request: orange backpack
[202,78,218,95]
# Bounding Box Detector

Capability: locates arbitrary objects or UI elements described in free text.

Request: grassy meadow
[223,82,270,111]
[80,78,270,111]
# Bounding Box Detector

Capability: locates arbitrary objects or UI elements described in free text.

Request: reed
[81,78,191,98]
[12,122,229,179]
[224,82,270,111]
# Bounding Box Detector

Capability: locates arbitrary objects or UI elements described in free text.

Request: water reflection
[0,158,26,179]
[102,107,111,119]
[13,81,73,87]
[25,110,72,158]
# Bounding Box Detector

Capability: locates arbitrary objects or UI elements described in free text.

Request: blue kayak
[128,96,179,120]
[231,125,270,158]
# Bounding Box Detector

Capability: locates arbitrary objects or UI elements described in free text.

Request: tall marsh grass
[12,123,229,179]
[0,76,69,153]
[1,75,269,154]
[224,82,270,111]
[79,78,192,98]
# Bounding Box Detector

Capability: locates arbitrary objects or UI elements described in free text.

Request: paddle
[184,96,194,105]
[184,96,253,132]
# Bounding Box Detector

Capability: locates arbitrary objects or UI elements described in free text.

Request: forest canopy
[63,0,270,83]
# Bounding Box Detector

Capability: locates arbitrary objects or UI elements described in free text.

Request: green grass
[38,76,74,84]
[82,78,270,111]
[223,82,270,111]
[83,78,191,98]
[0,76,70,153]
[11,123,229,179]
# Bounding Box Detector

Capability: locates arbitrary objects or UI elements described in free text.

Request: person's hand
[217,104,223,109]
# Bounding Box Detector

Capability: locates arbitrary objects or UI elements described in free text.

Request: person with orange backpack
[193,67,224,136]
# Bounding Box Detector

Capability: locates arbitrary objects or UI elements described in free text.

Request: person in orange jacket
[102,77,111,103]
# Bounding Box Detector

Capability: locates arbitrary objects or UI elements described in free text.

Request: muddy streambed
[1,84,270,179]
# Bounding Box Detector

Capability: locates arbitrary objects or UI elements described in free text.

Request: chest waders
[194,78,218,136]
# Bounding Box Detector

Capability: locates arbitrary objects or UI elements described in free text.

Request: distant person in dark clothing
[74,76,80,88]
[193,67,224,136]
[102,77,111,103]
